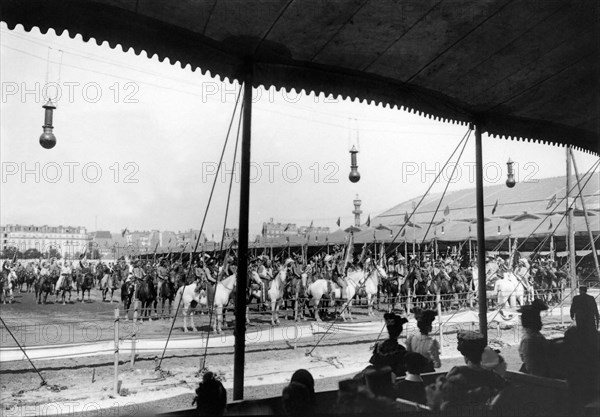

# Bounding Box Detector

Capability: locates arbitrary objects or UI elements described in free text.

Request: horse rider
[515,258,533,302]
[256,256,273,304]
[156,258,169,295]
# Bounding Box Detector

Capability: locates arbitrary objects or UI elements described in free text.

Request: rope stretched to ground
[383,127,472,260]
[155,86,243,373]
[199,98,244,375]
[0,315,46,386]
[420,132,470,245]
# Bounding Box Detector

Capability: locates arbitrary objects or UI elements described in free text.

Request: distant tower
[353,194,363,227]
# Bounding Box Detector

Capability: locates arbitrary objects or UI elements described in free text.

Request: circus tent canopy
[2,0,599,154]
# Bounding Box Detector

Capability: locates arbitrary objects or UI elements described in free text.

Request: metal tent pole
[234,64,253,401]
[475,123,488,342]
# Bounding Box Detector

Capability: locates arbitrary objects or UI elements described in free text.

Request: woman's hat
[415,309,437,325]
[456,330,486,357]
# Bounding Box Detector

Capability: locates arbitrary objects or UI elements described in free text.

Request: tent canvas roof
[3,0,599,154]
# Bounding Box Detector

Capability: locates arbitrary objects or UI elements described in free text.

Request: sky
[1,23,598,239]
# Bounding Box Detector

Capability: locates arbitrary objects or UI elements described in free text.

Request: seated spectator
[449,330,505,391]
[290,369,315,407]
[406,309,441,372]
[364,366,395,399]
[518,299,554,377]
[425,330,505,412]
[394,352,429,404]
[192,371,227,416]
[282,382,315,417]
[369,312,409,377]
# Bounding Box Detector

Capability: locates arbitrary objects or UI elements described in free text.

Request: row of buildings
[0,219,336,259]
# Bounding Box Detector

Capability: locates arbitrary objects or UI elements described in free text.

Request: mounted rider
[256,256,272,304]
[156,257,170,295]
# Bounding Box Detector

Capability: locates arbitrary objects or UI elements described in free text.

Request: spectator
[570,285,599,337]
[290,369,315,407]
[440,330,505,407]
[364,366,395,399]
[563,324,600,407]
[406,309,441,372]
[282,382,314,417]
[193,371,227,416]
[394,352,429,404]
[369,312,409,377]
[518,299,554,377]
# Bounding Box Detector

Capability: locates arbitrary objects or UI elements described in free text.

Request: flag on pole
[309,220,314,229]
[121,227,129,237]
[548,220,553,230]
[336,217,341,227]
[366,215,371,227]
[401,228,406,237]
[546,194,557,210]
[284,223,291,232]
[444,205,450,217]
[491,199,499,215]
[404,212,409,223]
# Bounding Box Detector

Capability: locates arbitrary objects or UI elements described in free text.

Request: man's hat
[364,367,394,398]
[579,284,587,291]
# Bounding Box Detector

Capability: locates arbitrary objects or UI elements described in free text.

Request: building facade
[1,224,89,258]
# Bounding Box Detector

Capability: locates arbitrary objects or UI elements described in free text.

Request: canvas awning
[2,0,599,154]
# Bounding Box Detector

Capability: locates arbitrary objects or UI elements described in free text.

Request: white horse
[494,272,526,309]
[304,266,386,321]
[2,270,16,304]
[266,267,287,325]
[173,274,236,333]
[340,266,386,320]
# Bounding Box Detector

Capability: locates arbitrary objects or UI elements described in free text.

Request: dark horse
[35,274,54,304]
[158,278,176,319]
[121,280,135,313]
[433,268,453,311]
[136,277,156,320]
[76,270,94,302]
[414,269,437,310]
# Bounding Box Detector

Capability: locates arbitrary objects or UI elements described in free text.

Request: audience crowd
[191,286,599,416]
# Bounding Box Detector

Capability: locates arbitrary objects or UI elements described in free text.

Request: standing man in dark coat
[570,285,599,335]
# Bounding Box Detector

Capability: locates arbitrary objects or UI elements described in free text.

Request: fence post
[436,291,443,355]
[131,300,138,367]
[114,307,119,395]
[407,288,412,315]
[560,287,564,326]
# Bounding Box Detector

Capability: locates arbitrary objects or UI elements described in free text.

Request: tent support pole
[566,147,577,300]
[234,62,253,401]
[570,149,600,284]
[475,123,488,343]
